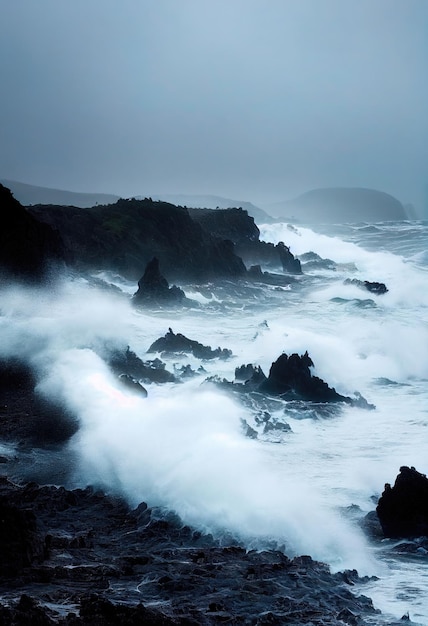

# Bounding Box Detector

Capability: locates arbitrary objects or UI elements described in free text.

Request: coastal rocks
[344,278,388,295]
[106,345,176,384]
[276,241,302,274]
[260,352,350,402]
[0,184,64,281]
[148,328,232,360]
[213,352,374,409]
[0,477,379,625]
[260,352,373,407]
[237,239,303,274]
[118,374,148,397]
[376,466,428,538]
[132,257,186,305]
[187,206,260,245]
[0,359,79,446]
[299,251,337,271]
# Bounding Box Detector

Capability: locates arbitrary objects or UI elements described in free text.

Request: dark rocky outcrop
[188,207,260,246]
[0,184,64,281]
[187,207,302,274]
[106,345,176,385]
[214,353,374,409]
[376,466,428,538]
[299,251,337,271]
[260,352,346,402]
[234,363,267,389]
[0,477,379,625]
[132,257,186,305]
[28,198,247,281]
[0,359,78,446]
[148,328,232,360]
[344,278,388,295]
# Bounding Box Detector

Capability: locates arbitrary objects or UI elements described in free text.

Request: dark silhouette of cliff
[28,198,247,281]
[189,208,301,273]
[0,184,65,281]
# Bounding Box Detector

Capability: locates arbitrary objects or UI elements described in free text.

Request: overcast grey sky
[1,0,427,209]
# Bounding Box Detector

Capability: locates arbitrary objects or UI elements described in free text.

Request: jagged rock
[234,364,267,389]
[376,466,428,538]
[344,278,388,295]
[228,353,374,408]
[260,352,351,403]
[0,184,64,281]
[276,242,302,274]
[106,346,176,384]
[187,207,303,275]
[118,374,148,397]
[148,328,232,360]
[133,257,186,305]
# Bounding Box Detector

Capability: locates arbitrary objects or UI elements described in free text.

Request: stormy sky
[1,0,427,210]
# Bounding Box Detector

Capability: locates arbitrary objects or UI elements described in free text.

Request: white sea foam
[0,220,427,622]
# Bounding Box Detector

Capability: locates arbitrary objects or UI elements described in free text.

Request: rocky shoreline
[0,476,380,625]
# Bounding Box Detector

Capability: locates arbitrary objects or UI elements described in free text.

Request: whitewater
[0,219,427,624]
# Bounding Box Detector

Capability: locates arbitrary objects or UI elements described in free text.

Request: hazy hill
[150,193,274,224]
[0,179,120,208]
[269,187,408,223]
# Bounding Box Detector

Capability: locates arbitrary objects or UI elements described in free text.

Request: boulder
[148,328,232,360]
[344,278,388,295]
[376,466,428,538]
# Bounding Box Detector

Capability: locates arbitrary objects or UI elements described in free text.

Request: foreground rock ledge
[0,477,379,625]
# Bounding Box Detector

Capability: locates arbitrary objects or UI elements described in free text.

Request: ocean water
[0,219,427,623]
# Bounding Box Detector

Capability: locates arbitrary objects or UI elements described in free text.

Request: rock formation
[0,477,378,625]
[344,278,388,295]
[0,184,64,281]
[148,328,232,360]
[376,466,428,538]
[132,257,186,305]
[28,198,247,281]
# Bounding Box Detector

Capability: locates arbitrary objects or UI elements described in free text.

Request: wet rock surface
[132,257,187,305]
[148,328,232,360]
[212,352,374,409]
[344,278,388,295]
[0,477,379,625]
[376,466,428,538]
[0,359,78,446]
